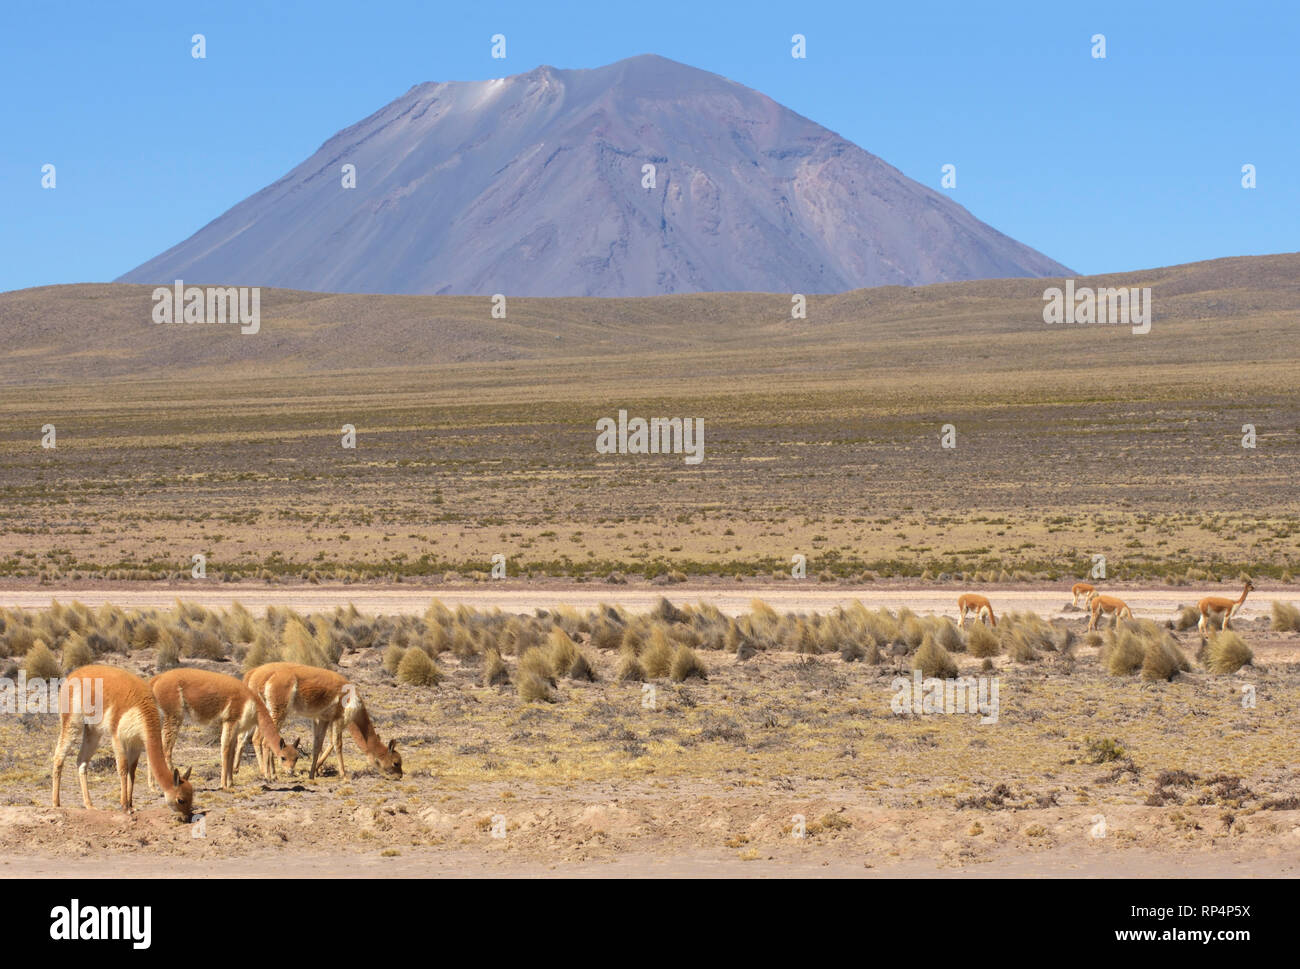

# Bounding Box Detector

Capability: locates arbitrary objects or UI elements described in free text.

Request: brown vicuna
[149,668,300,791]
[1070,582,1096,608]
[957,593,996,628]
[1197,579,1254,636]
[240,662,401,780]
[52,665,195,821]
[1087,592,1132,631]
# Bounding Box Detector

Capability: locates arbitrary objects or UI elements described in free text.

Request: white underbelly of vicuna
[116,707,149,759]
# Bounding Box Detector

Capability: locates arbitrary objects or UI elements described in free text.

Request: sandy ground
[4,797,1296,878]
[0,582,1285,623]
[6,845,1292,879]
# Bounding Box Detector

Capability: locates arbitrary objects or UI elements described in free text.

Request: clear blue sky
[2,0,1295,292]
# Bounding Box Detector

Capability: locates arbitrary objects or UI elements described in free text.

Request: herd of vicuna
[49,580,1255,824]
[51,662,401,823]
[960,579,1254,636]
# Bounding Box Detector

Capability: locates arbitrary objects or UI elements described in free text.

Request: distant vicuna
[1070,582,1096,608]
[1087,592,1132,631]
[957,594,996,628]
[1197,579,1254,636]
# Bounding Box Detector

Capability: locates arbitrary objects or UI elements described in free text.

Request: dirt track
[0,583,1284,623]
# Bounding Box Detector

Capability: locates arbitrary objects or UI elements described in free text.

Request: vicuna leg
[308,720,328,780]
[76,726,102,810]
[332,719,347,780]
[233,725,253,777]
[51,716,80,808]
[112,734,130,812]
[124,749,140,812]
[219,721,235,790]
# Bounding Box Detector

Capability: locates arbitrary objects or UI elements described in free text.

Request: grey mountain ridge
[118,54,1071,296]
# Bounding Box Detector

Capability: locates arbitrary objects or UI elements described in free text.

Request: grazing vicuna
[149,668,300,791]
[1197,579,1254,636]
[52,665,195,821]
[240,663,401,781]
[1071,582,1096,608]
[1087,592,1132,631]
[957,594,996,628]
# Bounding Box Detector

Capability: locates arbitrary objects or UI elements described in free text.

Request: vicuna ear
[278,738,288,750]
[172,767,180,786]
[388,739,397,753]
[182,766,192,782]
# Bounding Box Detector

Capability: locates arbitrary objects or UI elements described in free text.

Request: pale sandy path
[0,584,1285,622]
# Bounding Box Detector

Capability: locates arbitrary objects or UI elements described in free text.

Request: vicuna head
[167,766,194,822]
[374,739,402,779]
[278,737,303,774]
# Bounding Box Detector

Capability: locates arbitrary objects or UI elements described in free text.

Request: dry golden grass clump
[568,649,597,682]
[157,630,181,670]
[590,618,624,651]
[931,618,965,654]
[640,628,676,678]
[1098,621,1192,680]
[24,640,60,679]
[1003,630,1039,664]
[998,614,1054,663]
[966,623,1000,658]
[1174,605,1201,631]
[670,645,707,682]
[1141,632,1191,682]
[182,628,227,661]
[517,647,556,702]
[1270,600,1300,632]
[1204,631,1253,674]
[1100,627,1146,676]
[615,647,646,682]
[60,634,94,673]
[546,628,580,677]
[913,635,958,678]
[482,647,510,687]
[899,612,926,651]
[397,646,441,686]
[382,644,406,675]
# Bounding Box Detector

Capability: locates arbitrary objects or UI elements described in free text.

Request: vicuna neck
[144,723,179,797]
[348,703,386,757]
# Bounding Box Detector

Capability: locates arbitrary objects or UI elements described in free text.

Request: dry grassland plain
[0,253,1296,875]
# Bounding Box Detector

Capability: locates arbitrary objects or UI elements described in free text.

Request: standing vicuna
[1087,592,1132,631]
[52,665,195,821]
[240,662,401,781]
[148,668,301,791]
[1070,582,1096,608]
[957,593,996,628]
[1197,579,1254,636]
